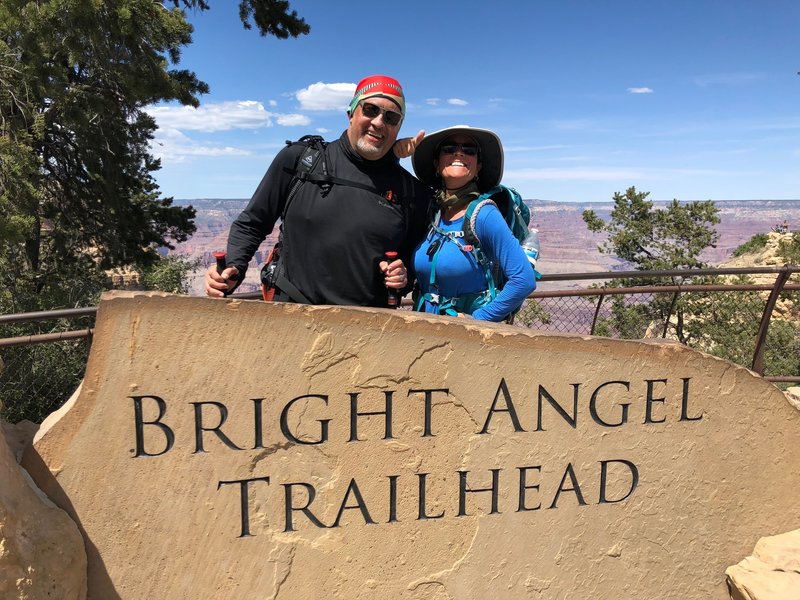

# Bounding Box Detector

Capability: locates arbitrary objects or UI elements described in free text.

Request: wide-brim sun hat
[412,125,503,192]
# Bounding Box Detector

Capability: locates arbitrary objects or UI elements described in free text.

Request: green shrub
[778,233,800,264]
[732,233,769,257]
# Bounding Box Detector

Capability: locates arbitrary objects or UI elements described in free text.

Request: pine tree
[0,0,309,311]
[0,0,309,422]
[581,187,721,340]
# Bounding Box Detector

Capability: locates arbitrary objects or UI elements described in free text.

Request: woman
[409,126,536,321]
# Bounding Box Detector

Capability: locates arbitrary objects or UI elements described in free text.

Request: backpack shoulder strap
[284,135,328,176]
[463,185,532,245]
[463,188,502,246]
[282,135,385,200]
[281,135,330,217]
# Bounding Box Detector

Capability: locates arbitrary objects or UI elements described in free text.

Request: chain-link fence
[516,285,800,381]
[2,267,799,424]
[0,310,94,423]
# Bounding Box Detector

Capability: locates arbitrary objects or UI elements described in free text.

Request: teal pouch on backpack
[464,185,530,247]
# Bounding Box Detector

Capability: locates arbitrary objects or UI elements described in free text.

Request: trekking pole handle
[213,251,234,298]
[213,251,227,275]
[384,251,402,309]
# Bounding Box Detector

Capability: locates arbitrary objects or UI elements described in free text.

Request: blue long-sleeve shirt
[413,204,536,321]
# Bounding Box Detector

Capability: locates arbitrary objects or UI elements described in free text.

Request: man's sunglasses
[439,142,480,156]
[359,101,403,126]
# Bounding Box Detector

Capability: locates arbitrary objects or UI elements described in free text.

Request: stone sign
[23,292,800,599]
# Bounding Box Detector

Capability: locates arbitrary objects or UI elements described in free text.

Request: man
[205,75,430,306]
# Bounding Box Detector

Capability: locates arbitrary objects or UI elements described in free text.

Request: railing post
[662,291,681,339]
[752,266,791,375]
[590,293,605,335]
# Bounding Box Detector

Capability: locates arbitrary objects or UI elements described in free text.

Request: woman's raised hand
[393,130,425,159]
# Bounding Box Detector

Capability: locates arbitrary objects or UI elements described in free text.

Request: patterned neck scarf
[436,181,481,209]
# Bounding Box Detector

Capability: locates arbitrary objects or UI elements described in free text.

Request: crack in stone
[247,442,295,471]
[301,331,363,378]
[267,543,296,600]
[304,352,358,379]
[437,399,473,433]
[407,342,453,372]
[128,314,140,361]
[406,520,482,594]
[357,373,415,389]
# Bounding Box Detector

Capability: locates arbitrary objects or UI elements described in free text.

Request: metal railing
[526,265,800,378]
[2,266,799,422]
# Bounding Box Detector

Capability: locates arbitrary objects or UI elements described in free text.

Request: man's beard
[355,136,386,159]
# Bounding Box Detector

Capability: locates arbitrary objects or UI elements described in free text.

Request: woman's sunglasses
[439,142,480,157]
[359,101,403,126]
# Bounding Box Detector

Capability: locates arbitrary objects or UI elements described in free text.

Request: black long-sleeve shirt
[226,131,432,306]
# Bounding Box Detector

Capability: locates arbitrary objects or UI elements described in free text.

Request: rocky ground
[717,231,799,321]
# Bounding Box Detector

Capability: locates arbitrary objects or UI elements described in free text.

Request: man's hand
[379,257,408,290]
[204,264,240,297]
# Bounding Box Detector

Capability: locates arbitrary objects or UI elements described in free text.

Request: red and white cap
[348,75,405,116]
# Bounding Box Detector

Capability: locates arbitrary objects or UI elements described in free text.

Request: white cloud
[149,128,251,163]
[295,81,356,111]
[447,98,468,106]
[148,101,274,132]
[149,101,312,131]
[627,87,654,94]
[268,100,278,107]
[276,113,312,127]
[426,98,441,106]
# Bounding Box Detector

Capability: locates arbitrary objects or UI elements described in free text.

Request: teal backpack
[414,184,540,317]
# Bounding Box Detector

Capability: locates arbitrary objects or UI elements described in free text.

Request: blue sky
[148,1,800,203]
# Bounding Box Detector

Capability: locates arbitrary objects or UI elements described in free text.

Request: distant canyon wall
[173,198,800,295]
[531,199,800,273]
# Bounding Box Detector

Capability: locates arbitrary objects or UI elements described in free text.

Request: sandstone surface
[23,292,800,599]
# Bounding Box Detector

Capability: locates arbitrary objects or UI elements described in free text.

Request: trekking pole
[384,251,402,309]
[213,251,227,275]
[213,251,232,297]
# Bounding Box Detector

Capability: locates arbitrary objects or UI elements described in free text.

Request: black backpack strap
[306,172,382,195]
[274,269,311,304]
[282,135,330,214]
[281,135,386,198]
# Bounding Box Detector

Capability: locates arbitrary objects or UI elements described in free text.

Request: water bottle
[521,229,540,269]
